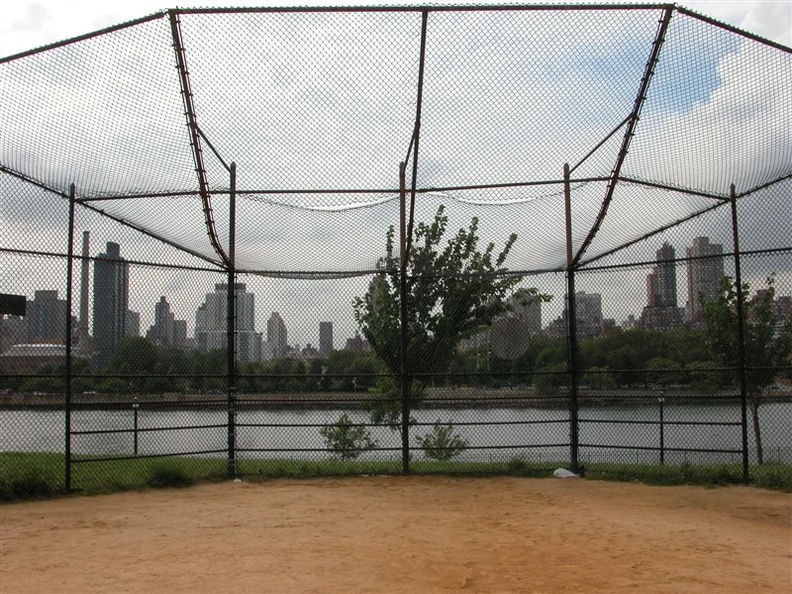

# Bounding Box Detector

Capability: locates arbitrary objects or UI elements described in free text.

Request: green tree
[685,360,722,393]
[108,337,157,372]
[319,413,378,460]
[353,205,547,426]
[108,337,158,394]
[702,275,792,464]
[581,366,617,390]
[645,357,683,387]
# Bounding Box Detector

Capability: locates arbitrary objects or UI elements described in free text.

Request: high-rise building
[686,237,724,323]
[195,283,261,361]
[642,242,682,331]
[148,296,177,347]
[125,310,140,337]
[172,319,188,349]
[93,242,129,366]
[319,321,333,355]
[25,290,68,344]
[77,230,91,356]
[654,242,677,308]
[572,291,603,338]
[266,312,288,359]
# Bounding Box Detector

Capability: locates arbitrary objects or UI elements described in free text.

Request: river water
[2,402,790,465]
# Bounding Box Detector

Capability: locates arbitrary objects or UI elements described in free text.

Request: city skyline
[2,233,790,363]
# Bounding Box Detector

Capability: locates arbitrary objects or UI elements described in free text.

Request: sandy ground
[1,476,790,594]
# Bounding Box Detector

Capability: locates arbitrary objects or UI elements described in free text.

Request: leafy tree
[319,413,377,460]
[645,357,683,387]
[685,360,723,393]
[581,366,617,390]
[702,275,792,464]
[109,337,158,374]
[19,376,65,394]
[534,362,568,394]
[353,205,547,426]
[415,421,469,462]
[95,377,129,394]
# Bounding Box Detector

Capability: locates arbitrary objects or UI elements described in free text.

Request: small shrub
[752,464,792,492]
[320,413,377,460]
[0,468,56,500]
[146,464,195,488]
[507,456,528,473]
[416,421,469,462]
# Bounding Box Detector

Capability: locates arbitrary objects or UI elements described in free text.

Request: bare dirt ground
[1,476,790,593]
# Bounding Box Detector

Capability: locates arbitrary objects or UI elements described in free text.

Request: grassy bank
[2,452,790,501]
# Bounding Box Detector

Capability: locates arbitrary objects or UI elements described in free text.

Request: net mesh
[1,6,790,489]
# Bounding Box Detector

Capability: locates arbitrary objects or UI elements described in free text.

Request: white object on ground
[553,468,579,478]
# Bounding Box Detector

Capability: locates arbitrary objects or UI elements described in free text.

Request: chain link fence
[1,5,790,495]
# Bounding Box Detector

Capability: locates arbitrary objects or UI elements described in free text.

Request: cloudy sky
[2,0,790,59]
[1,0,790,348]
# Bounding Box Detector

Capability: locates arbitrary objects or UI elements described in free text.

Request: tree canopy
[702,274,792,464]
[353,205,547,421]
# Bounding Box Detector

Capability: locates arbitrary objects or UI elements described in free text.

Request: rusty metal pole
[227,162,237,479]
[564,164,580,473]
[399,161,410,474]
[730,184,749,481]
[65,184,76,492]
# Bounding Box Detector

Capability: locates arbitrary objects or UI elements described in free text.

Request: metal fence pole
[658,391,665,465]
[133,397,139,456]
[65,184,76,492]
[227,162,237,479]
[730,184,750,481]
[564,163,580,472]
[399,161,410,474]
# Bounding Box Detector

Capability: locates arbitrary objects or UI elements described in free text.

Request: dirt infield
[1,476,790,593]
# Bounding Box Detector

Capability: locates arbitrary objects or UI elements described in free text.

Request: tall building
[77,230,92,356]
[266,312,288,359]
[125,310,140,337]
[148,296,186,347]
[319,321,333,355]
[574,291,604,338]
[654,242,677,307]
[172,319,188,349]
[93,242,129,366]
[195,283,261,362]
[686,237,724,323]
[25,290,68,344]
[642,242,682,331]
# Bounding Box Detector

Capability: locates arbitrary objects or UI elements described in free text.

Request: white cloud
[2,0,789,60]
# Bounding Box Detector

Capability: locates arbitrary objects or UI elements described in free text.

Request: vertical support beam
[397,11,429,475]
[227,162,237,479]
[564,164,580,473]
[730,184,749,481]
[399,161,410,474]
[65,184,76,492]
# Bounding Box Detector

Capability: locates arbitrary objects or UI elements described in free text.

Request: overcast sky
[2,0,790,346]
[2,0,790,59]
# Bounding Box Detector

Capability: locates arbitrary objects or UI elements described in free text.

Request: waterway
[1,402,790,465]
